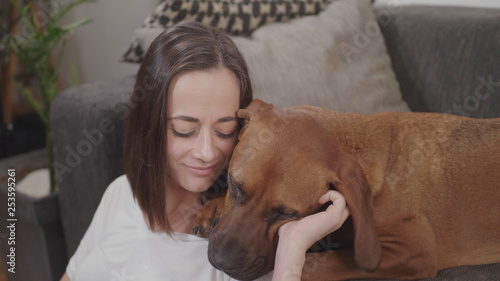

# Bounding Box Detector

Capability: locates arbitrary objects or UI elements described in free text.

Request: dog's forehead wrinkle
[268,177,321,209]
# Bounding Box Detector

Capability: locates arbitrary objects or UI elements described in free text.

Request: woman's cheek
[224,139,238,158]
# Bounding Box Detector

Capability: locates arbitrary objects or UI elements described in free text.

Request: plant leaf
[60,17,92,34]
[20,86,48,126]
[70,63,80,86]
[52,0,97,25]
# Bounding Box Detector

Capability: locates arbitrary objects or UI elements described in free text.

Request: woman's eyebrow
[169,116,237,123]
[170,115,199,122]
[217,116,237,123]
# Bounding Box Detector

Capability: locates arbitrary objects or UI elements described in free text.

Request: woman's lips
[187,165,217,177]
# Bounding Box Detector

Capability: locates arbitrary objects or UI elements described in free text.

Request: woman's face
[166,67,240,194]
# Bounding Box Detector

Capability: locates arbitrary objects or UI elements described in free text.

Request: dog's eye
[276,209,299,219]
[229,174,245,203]
[230,184,243,201]
[268,206,300,225]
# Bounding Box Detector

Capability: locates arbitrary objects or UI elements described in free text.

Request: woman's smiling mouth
[187,165,217,176]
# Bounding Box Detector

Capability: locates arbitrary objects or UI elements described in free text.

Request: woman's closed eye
[216,130,237,139]
[171,129,237,139]
[172,129,196,138]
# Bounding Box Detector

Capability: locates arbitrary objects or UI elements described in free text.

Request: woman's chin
[185,178,218,193]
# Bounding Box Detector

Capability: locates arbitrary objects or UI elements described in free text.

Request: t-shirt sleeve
[66,175,128,279]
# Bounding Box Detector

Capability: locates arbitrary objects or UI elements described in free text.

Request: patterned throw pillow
[122,0,335,63]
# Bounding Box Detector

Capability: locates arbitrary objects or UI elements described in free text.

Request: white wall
[60,0,499,87]
[59,0,157,87]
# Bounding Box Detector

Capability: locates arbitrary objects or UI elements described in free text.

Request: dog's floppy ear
[328,153,382,272]
[237,99,274,121]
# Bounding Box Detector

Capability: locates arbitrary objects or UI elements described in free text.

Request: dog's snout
[208,236,241,272]
[208,233,269,280]
[209,247,239,271]
[208,233,242,271]
[210,248,267,281]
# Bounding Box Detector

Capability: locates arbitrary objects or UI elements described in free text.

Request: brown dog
[193,99,500,281]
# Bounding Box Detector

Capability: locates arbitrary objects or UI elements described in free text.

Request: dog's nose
[208,234,269,280]
[209,246,240,271]
[211,249,267,280]
[208,233,244,272]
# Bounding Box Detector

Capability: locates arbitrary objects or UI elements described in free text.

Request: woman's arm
[60,271,70,281]
[272,190,350,281]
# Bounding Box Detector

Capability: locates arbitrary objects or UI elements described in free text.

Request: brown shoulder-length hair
[124,22,252,233]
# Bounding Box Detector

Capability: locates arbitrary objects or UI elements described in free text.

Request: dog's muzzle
[208,233,269,281]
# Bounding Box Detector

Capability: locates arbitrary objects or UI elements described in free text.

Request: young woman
[60,22,349,281]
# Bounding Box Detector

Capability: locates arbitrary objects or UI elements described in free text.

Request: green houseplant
[1,2,96,280]
[1,0,94,193]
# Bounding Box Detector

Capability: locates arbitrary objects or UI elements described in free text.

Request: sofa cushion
[232,0,409,113]
[123,0,336,63]
[377,5,500,118]
[123,0,409,114]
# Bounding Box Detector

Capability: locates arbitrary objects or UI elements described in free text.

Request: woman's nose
[192,130,217,163]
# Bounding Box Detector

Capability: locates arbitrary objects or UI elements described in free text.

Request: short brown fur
[194,99,500,281]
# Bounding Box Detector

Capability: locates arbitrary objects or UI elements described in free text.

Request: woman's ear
[328,151,382,272]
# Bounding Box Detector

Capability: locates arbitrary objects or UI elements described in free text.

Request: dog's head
[208,99,381,280]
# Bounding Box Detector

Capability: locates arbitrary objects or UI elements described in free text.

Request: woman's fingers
[272,191,350,281]
[324,200,350,224]
[319,190,347,209]
[277,190,351,251]
[317,190,350,232]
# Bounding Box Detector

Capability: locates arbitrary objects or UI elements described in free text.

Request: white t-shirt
[66,175,273,281]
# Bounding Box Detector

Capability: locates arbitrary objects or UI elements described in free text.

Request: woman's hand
[279,190,350,249]
[272,190,350,281]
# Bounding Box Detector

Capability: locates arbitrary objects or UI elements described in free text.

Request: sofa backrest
[376,5,500,118]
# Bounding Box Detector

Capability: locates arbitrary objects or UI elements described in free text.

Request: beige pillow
[232,0,410,113]
[125,0,410,113]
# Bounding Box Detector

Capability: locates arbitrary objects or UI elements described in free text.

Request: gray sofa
[51,4,500,280]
